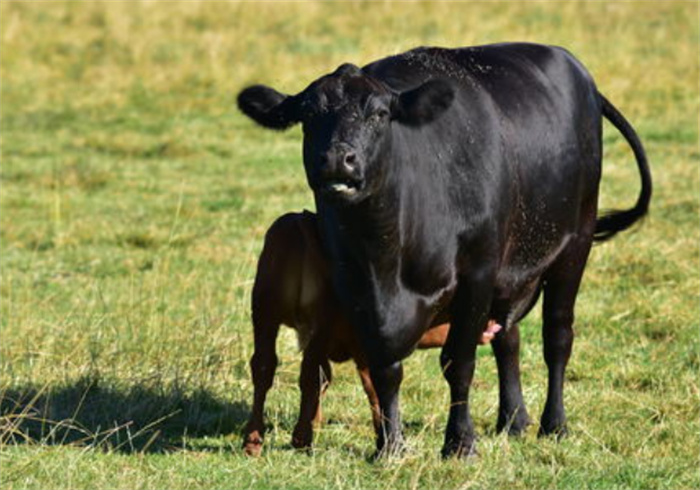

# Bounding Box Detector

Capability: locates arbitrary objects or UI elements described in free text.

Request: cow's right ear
[237,85,300,130]
[392,79,454,127]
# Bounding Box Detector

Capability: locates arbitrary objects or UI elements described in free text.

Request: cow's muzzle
[319,177,364,199]
[316,145,364,200]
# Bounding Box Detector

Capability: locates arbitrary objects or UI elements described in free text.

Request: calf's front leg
[292,333,332,450]
[356,365,382,434]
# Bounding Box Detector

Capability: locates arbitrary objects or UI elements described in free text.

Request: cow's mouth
[321,179,363,198]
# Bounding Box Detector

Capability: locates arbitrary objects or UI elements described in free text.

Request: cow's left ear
[237,84,300,130]
[392,79,455,127]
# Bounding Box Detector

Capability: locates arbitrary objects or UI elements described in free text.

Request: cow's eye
[370,109,389,122]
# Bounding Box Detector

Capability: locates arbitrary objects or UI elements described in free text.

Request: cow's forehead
[301,71,389,113]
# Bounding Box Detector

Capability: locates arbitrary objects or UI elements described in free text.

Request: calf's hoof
[291,429,313,452]
[242,431,264,457]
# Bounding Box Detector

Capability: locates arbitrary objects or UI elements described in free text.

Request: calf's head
[238,63,454,204]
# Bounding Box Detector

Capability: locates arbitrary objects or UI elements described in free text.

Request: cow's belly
[491,277,543,330]
[491,230,574,328]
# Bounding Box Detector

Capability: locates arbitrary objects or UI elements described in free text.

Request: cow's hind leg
[243,313,281,456]
[491,323,531,435]
[292,333,332,450]
[539,237,592,438]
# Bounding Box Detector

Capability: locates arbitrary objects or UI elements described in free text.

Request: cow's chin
[317,180,366,205]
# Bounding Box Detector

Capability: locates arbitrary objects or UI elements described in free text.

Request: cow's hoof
[441,438,477,459]
[372,437,406,460]
[497,408,532,436]
[372,445,405,461]
[242,432,264,457]
[538,422,568,440]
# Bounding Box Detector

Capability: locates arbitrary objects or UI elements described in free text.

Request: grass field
[1,1,698,489]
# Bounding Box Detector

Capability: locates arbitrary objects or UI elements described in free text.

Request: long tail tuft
[594,94,653,242]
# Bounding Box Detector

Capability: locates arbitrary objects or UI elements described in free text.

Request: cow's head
[238,63,454,204]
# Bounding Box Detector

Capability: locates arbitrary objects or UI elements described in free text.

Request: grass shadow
[0,374,250,454]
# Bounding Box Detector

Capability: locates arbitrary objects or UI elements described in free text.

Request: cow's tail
[594,93,653,242]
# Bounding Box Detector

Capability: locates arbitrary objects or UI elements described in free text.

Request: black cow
[237,43,651,458]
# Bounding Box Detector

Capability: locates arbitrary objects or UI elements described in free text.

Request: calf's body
[243,211,454,456]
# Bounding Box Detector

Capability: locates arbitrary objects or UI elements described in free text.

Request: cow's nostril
[344,152,357,166]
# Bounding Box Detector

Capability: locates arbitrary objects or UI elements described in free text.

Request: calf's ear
[393,79,454,127]
[237,85,299,130]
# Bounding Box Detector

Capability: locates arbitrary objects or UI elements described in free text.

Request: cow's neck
[320,135,447,291]
[322,182,403,276]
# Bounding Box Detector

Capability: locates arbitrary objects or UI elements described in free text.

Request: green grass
[1,1,698,489]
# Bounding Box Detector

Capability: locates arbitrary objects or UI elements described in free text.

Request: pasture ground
[1,2,698,489]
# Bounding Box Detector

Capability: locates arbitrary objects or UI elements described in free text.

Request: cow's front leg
[440,338,478,458]
[440,278,493,458]
[369,361,404,457]
[491,323,531,435]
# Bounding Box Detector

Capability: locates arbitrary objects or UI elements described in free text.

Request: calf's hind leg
[243,312,281,456]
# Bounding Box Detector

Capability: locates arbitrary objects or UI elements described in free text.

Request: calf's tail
[594,93,653,242]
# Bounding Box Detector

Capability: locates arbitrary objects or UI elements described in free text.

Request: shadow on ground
[0,374,250,453]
